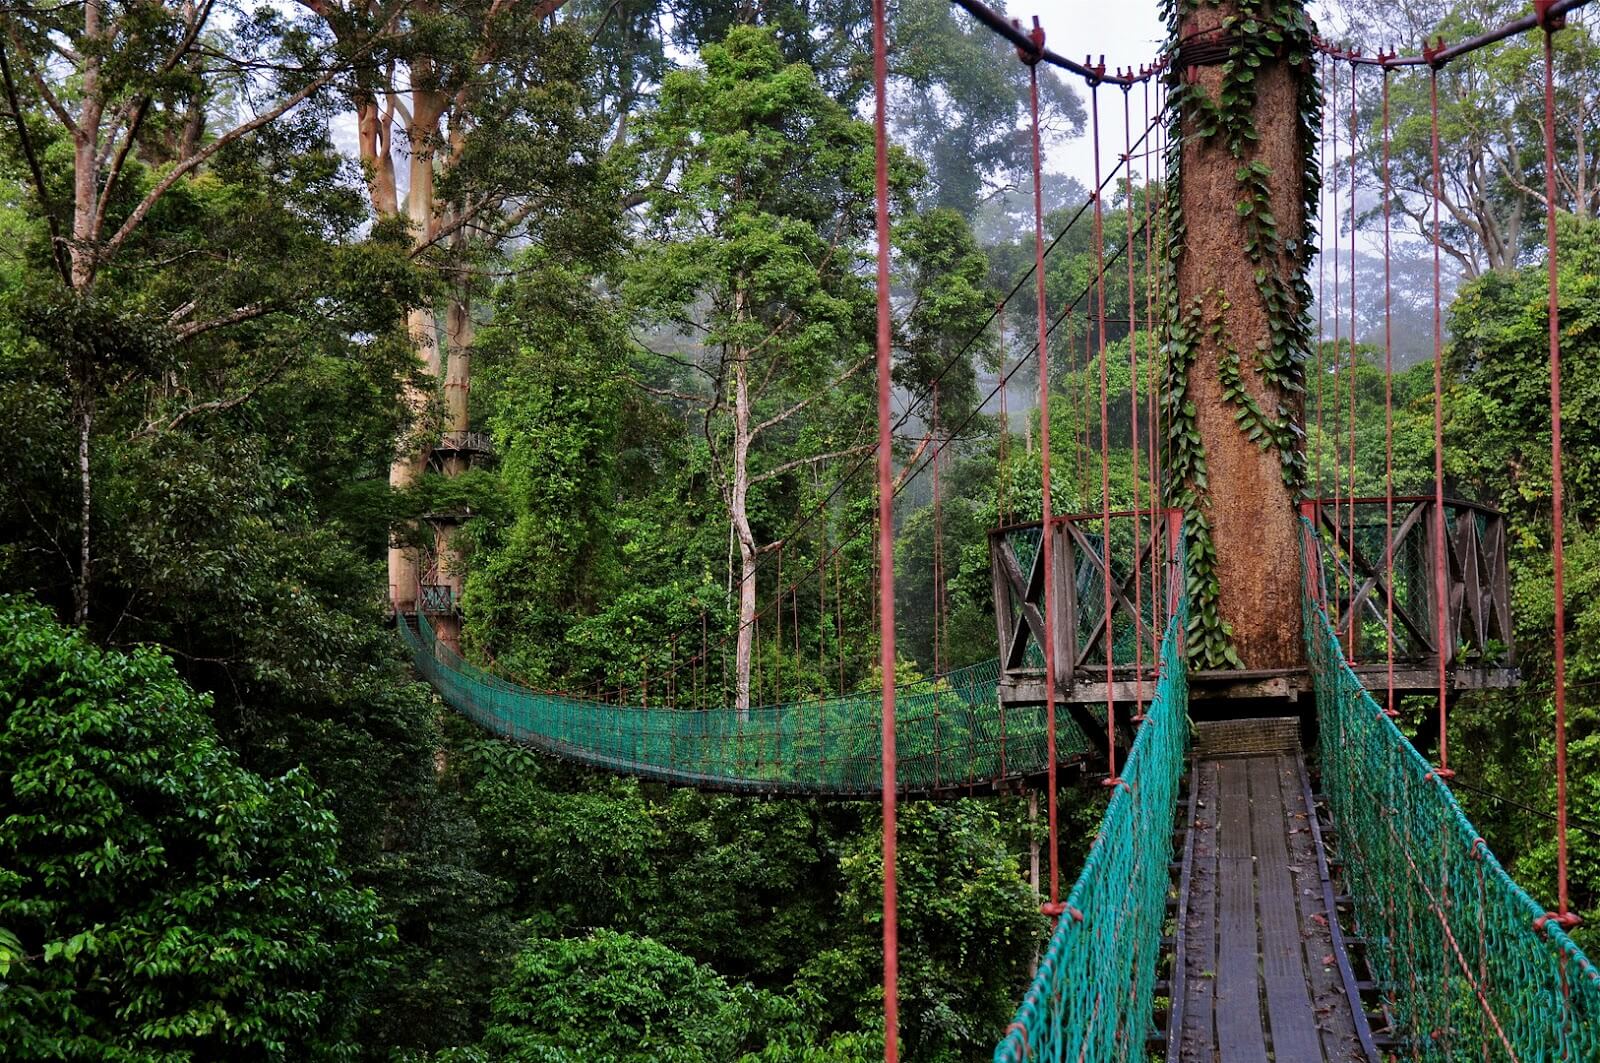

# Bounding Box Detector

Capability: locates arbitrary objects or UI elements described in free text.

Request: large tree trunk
[385,84,447,614]
[431,293,474,653]
[1175,1,1311,670]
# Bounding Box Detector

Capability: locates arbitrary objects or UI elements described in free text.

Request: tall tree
[0,0,371,623]
[628,26,911,711]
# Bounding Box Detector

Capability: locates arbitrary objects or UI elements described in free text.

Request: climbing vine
[1158,0,1320,668]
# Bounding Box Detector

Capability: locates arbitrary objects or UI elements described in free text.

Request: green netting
[1303,518,1600,1058]
[399,613,1094,794]
[992,599,1190,1063]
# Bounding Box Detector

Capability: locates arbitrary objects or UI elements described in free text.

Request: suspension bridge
[394,0,1600,1058]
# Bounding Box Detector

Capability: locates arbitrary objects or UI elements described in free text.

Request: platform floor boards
[1174,754,1369,1062]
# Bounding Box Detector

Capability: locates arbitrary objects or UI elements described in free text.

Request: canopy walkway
[401,533,1600,1057]
[400,610,1095,796]
[396,0,1600,1056]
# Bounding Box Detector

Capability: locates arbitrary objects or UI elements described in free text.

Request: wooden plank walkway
[1171,752,1376,1062]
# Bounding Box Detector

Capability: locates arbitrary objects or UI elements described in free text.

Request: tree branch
[752,354,869,436]
[130,349,297,439]
[750,444,873,485]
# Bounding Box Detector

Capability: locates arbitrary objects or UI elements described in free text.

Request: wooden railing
[1300,496,1514,672]
[989,509,1183,702]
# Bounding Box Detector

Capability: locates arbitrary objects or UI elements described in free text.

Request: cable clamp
[1468,837,1488,860]
[1534,910,1582,933]
[1101,775,1131,793]
[1421,36,1448,68]
[1011,17,1045,66]
[1535,1,1567,31]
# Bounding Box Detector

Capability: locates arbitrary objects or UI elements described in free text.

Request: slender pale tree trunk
[731,345,757,717]
[67,0,105,624]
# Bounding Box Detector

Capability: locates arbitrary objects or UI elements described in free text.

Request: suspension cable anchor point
[1534,0,1567,31]
[1535,910,1582,932]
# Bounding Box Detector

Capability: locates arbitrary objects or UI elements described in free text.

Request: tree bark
[1176,1,1311,670]
[731,341,756,717]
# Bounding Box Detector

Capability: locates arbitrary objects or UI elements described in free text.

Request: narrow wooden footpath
[1169,726,1379,1062]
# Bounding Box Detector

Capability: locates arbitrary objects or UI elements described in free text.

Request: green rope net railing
[1302,519,1600,1059]
[993,597,1190,1063]
[399,613,1097,795]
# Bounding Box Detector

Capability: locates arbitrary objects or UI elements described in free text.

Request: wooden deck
[1169,753,1378,1062]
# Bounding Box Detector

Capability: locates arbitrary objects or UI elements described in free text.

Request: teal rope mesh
[993,596,1190,1063]
[1301,517,1600,1058]
[399,613,1095,794]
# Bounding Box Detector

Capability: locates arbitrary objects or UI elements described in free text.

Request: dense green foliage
[0,598,386,1057]
[0,0,1597,1056]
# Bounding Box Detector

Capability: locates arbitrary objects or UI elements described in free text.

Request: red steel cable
[869,0,899,1048]
[1330,62,1344,616]
[1381,66,1398,719]
[998,302,1010,523]
[1122,81,1146,720]
[1021,24,1063,912]
[1093,78,1119,786]
[1316,52,1329,517]
[1538,8,1578,928]
[1143,75,1162,647]
[1347,61,1360,661]
[1428,64,1453,779]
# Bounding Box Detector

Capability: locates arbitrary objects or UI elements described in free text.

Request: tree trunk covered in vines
[1165,0,1318,670]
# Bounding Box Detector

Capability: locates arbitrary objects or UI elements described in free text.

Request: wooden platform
[1169,753,1378,1062]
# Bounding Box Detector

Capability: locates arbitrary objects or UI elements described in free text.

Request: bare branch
[750,444,873,485]
[172,303,270,340]
[752,354,870,437]
[130,349,296,439]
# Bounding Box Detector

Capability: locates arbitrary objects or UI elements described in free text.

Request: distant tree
[0,596,386,1057]
[628,26,914,712]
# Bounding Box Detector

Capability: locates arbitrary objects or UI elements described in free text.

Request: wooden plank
[1282,753,1380,1063]
[1176,760,1219,1061]
[1214,759,1270,1063]
[1248,755,1324,1061]
[1166,759,1201,1061]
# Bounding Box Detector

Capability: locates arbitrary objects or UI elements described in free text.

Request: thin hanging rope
[1428,62,1453,779]
[1539,7,1577,929]
[1019,21,1063,914]
[869,0,898,1045]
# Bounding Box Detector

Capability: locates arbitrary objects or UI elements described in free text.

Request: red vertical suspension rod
[1537,1,1578,930]
[1426,60,1453,780]
[868,0,899,1049]
[1122,80,1146,722]
[1347,60,1359,661]
[1092,75,1120,788]
[1381,64,1399,720]
[1018,19,1063,913]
